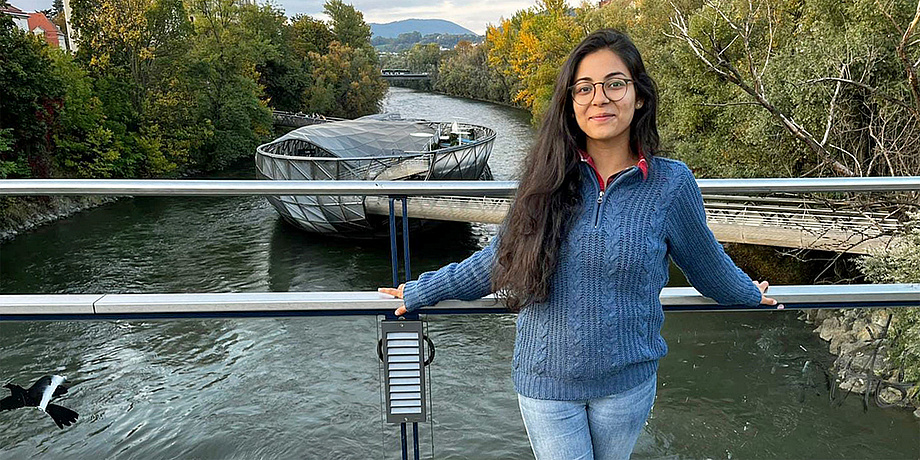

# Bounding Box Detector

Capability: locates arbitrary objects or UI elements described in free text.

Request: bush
[859,213,920,397]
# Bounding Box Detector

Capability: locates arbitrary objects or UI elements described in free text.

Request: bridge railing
[1,284,918,321]
[2,176,920,196]
[2,177,918,459]
[2,175,919,320]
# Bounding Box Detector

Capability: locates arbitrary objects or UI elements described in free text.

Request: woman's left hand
[754,280,783,309]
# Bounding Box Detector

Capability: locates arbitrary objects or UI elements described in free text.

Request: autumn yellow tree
[487,0,583,120]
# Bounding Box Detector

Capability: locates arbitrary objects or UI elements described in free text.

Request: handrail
[1,284,917,320]
[0,180,519,197]
[1,176,920,196]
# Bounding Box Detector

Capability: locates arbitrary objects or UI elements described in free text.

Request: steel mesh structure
[256,117,496,235]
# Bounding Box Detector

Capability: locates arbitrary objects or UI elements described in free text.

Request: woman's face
[571,48,640,148]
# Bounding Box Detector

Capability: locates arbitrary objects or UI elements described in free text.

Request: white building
[1,4,30,31]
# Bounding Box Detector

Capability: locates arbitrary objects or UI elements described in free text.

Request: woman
[379,29,779,459]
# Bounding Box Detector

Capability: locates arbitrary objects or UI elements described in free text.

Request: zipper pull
[597,190,604,204]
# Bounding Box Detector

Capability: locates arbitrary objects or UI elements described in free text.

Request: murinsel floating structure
[256,114,495,236]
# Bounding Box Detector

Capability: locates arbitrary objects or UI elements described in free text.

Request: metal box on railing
[381,321,427,424]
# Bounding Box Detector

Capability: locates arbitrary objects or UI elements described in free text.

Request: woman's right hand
[377,284,407,316]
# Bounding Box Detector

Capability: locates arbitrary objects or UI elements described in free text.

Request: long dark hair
[492,29,661,311]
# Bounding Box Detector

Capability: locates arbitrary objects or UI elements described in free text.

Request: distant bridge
[380,69,430,81]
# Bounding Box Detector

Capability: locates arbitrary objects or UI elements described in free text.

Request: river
[0,87,917,459]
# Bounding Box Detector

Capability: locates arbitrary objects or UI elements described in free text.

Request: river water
[0,87,917,459]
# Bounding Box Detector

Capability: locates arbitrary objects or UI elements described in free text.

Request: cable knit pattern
[402,156,764,400]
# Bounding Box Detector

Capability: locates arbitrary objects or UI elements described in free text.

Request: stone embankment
[0,196,115,242]
[802,308,919,417]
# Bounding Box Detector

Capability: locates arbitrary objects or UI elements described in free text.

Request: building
[28,12,66,50]
[63,0,77,51]
[1,4,30,31]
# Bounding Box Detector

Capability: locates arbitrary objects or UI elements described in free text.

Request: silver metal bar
[696,177,920,193]
[0,180,519,197]
[2,177,920,197]
[0,294,103,315]
[1,284,917,319]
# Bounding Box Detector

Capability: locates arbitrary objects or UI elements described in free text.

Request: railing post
[386,195,423,459]
[389,197,399,289]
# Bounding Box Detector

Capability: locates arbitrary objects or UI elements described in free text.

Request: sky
[9,0,537,35]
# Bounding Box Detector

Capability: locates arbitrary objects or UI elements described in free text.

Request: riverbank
[726,243,920,416]
[804,308,920,417]
[0,196,118,243]
[0,153,277,244]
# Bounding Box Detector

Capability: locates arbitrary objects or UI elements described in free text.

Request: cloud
[7,0,537,35]
[281,0,535,34]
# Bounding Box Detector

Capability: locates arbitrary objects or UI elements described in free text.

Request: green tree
[71,0,192,114]
[290,14,334,57]
[324,0,372,50]
[407,43,441,73]
[860,214,920,397]
[306,41,388,117]
[0,14,64,178]
[242,4,308,112]
[301,1,386,117]
[437,41,516,104]
[184,0,272,170]
[50,52,122,178]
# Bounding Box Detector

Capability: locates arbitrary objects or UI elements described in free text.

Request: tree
[242,4,307,112]
[71,0,192,113]
[298,1,387,117]
[290,14,334,57]
[487,0,583,119]
[0,15,64,178]
[184,0,272,170]
[51,52,122,178]
[667,0,855,176]
[406,42,442,87]
[324,0,372,50]
[306,41,388,117]
[437,41,517,104]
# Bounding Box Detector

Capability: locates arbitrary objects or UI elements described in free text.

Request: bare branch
[669,1,855,176]
[760,0,774,80]
[699,101,763,107]
[876,0,905,35]
[828,143,862,176]
[897,0,920,113]
[821,63,847,146]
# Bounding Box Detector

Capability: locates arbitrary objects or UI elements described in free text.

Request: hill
[369,19,476,38]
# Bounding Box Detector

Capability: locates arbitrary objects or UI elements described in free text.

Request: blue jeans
[517,374,656,460]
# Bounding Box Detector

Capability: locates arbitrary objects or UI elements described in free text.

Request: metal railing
[2,177,918,460]
[2,176,920,196]
[1,284,918,321]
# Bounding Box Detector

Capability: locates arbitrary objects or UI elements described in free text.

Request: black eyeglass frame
[569,77,634,105]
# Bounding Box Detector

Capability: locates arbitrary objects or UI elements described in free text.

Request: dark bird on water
[1,375,79,429]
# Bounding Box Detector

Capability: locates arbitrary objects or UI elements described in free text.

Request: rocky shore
[802,308,920,417]
[0,196,116,242]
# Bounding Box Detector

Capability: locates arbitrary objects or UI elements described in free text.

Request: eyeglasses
[570,77,633,105]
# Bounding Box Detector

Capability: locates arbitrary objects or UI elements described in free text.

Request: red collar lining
[578,150,649,191]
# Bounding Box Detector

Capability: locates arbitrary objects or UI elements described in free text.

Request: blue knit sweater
[403,156,763,400]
